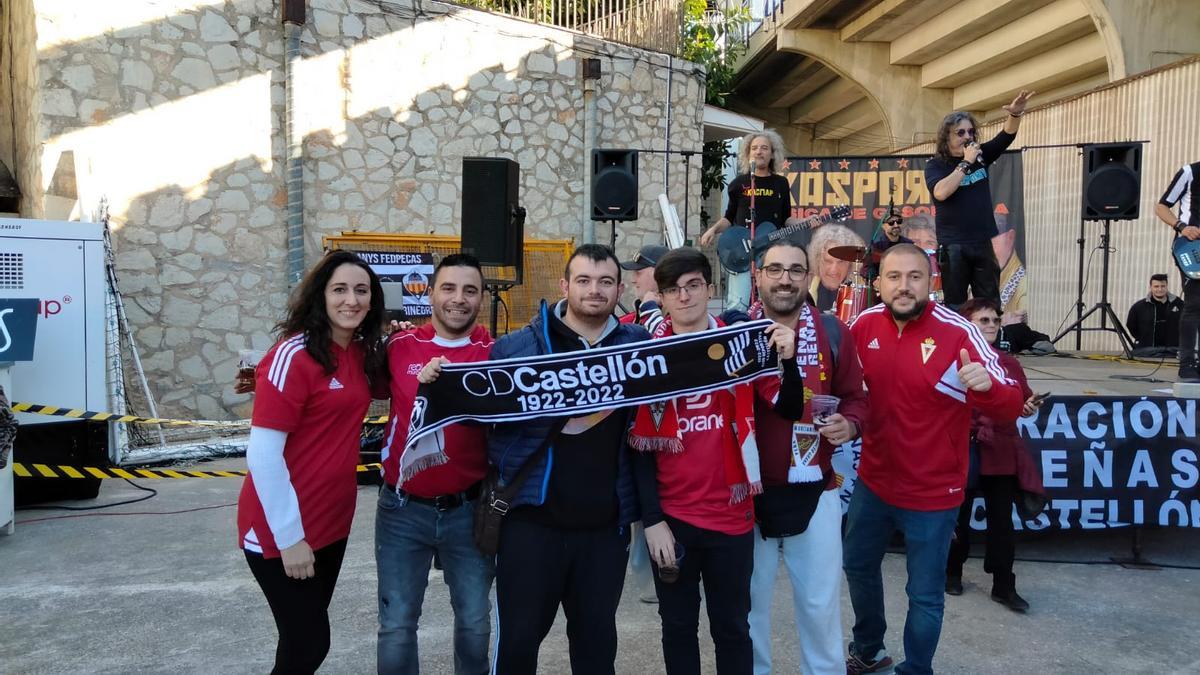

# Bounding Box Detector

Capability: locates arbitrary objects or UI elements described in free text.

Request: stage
[1018,351,1187,398]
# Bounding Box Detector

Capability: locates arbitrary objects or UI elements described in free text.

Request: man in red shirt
[376,253,495,674]
[843,244,1024,675]
[629,247,798,675]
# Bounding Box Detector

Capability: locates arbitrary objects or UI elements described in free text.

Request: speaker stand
[608,219,618,252]
[1052,219,1134,357]
[485,281,516,337]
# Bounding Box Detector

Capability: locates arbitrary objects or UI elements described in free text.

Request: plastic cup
[657,542,686,584]
[811,394,840,426]
[238,349,265,378]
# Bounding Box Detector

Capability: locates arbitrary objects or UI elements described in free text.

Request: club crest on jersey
[920,337,937,364]
[649,401,667,430]
[408,396,428,436]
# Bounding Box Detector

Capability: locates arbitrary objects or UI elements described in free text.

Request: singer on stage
[699,129,801,248]
[924,90,1034,309]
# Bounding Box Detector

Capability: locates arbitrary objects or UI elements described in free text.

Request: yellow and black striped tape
[11,402,391,427]
[11,462,384,480]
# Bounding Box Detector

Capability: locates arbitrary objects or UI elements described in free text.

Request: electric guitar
[716,204,852,273]
[1174,235,1200,280]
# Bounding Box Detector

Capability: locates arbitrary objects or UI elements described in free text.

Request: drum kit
[824,245,944,324]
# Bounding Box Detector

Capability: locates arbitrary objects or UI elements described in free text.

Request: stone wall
[2,0,41,217]
[23,0,704,420]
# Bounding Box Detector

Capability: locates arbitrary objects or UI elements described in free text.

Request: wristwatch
[1176,221,1187,234]
[956,161,972,173]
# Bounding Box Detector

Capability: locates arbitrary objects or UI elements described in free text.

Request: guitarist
[699,129,804,248]
[1157,161,1200,382]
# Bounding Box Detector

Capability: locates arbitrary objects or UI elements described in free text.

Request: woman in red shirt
[237,250,387,673]
[945,298,1042,612]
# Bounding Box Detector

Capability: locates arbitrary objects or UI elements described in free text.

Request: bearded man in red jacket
[843,244,1024,675]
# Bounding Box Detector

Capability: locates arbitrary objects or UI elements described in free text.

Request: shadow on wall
[33,0,699,419]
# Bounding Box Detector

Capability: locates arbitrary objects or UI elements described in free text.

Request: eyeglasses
[662,279,709,297]
[955,128,976,138]
[761,265,809,280]
[975,317,1001,325]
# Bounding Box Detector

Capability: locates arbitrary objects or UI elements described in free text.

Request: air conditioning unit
[0,219,111,509]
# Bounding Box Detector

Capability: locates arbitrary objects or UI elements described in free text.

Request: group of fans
[230,86,1200,675]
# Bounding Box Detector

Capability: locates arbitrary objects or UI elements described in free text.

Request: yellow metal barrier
[324,232,573,335]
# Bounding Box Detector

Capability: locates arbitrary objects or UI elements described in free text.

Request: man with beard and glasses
[376,253,496,674]
[843,244,1024,675]
[483,243,655,675]
[747,240,868,675]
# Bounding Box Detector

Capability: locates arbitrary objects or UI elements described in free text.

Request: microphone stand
[748,162,758,304]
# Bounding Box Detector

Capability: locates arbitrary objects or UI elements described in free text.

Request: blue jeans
[376,486,495,675]
[843,482,958,675]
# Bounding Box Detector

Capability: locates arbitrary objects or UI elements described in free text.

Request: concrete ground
[2,457,1198,675]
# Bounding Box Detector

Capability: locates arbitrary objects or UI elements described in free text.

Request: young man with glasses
[924,90,1034,309]
[748,240,868,675]
[630,247,801,675]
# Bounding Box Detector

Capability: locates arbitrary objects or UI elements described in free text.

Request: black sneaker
[991,588,1030,612]
[846,649,894,674]
[945,576,963,595]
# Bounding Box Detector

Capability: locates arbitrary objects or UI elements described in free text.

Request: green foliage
[680,0,750,108]
[679,0,751,221]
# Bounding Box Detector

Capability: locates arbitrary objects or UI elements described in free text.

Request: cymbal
[827,245,867,263]
[827,245,885,264]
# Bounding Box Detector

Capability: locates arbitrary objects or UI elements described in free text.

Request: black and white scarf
[399,319,779,480]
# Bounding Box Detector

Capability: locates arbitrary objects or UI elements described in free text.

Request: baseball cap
[619,244,669,271]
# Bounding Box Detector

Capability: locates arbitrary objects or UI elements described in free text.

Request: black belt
[387,482,481,511]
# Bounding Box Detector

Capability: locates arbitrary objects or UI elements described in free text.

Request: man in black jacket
[1127,274,1183,356]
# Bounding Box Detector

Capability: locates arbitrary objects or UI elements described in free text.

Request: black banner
[404,320,779,452]
[783,153,1027,313]
[832,396,1200,530]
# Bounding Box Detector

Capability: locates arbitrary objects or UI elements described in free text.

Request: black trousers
[946,476,1017,593]
[244,538,348,675]
[942,242,1001,309]
[651,516,754,675]
[1180,277,1200,372]
[494,517,630,675]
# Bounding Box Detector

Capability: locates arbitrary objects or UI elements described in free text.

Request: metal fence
[465,0,684,54]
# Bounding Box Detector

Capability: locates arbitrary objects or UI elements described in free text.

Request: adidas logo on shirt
[329,377,344,390]
[868,338,880,350]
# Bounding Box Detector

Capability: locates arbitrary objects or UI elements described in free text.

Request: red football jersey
[655,389,756,535]
[237,335,371,557]
[381,323,494,497]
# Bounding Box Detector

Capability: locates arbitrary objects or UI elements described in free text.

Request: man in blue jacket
[490,243,656,675]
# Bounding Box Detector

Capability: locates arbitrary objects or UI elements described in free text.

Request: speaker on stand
[591,149,638,251]
[1053,142,1144,355]
[461,156,525,336]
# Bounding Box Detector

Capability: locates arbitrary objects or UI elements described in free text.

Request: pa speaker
[461,157,522,270]
[1082,142,1141,220]
[592,149,638,221]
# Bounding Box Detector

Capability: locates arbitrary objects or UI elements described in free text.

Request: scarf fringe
[628,434,685,454]
[787,463,825,484]
[729,480,765,504]
[400,450,450,483]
